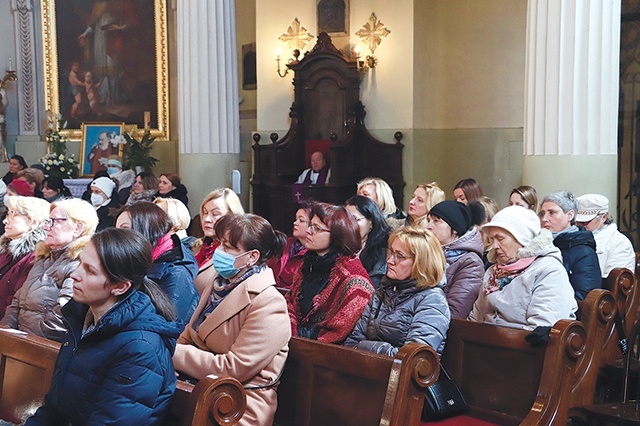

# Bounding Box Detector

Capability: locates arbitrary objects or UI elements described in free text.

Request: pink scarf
[485,257,537,295]
[152,233,175,261]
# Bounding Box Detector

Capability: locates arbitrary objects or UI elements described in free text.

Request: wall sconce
[354,13,390,75]
[351,45,377,76]
[276,49,300,78]
[276,18,313,78]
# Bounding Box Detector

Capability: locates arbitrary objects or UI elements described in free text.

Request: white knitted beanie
[482,205,541,247]
[91,176,116,198]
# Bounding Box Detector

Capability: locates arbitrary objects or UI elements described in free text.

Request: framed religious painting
[80,122,124,177]
[42,0,169,140]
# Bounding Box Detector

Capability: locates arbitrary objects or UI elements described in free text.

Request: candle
[276,49,281,61]
[144,111,151,130]
[8,57,13,72]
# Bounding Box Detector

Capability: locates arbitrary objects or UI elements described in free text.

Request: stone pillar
[523,0,620,205]
[11,0,39,136]
[177,1,240,154]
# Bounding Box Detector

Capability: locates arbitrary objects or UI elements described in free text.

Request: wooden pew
[0,328,246,425]
[437,319,585,426]
[570,289,616,408]
[0,329,60,424]
[274,337,440,426]
[600,268,639,366]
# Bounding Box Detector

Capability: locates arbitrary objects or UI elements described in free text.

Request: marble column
[523,0,620,205]
[177,1,240,154]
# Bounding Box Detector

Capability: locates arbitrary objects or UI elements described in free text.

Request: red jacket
[286,254,374,344]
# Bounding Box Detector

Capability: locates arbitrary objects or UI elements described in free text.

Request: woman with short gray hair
[539,190,601,300]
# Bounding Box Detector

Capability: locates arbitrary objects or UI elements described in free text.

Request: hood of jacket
[35,234,92,261]
[63,289,182,353]
[443,227,484,257]
[552,227,597,251]
[0,226,47,259]
[487,228,562,264]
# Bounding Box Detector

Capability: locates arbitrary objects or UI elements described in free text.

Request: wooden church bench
[0,328,246,425]
[274,337,440,426]
[430,318,586,426]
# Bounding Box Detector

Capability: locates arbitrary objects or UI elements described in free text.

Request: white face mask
[90,193,105,207]
[3,194,9,207]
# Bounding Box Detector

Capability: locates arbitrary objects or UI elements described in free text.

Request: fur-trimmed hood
[487,228,561,264]
[35,234,92,261]
[0,227,47,259]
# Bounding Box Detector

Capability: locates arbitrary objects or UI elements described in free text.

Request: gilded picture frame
[42,0,169,141]
[80,122,124,177]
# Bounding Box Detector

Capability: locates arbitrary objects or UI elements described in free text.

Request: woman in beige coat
[173,213,290,426]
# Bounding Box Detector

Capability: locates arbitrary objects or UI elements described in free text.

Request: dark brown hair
[161,173,181,187]
[214,213,286,264]
[136,172,159,191]
[91,228,176,321]
[454,178,483,203]
[117,202,171,248]
[311,202,361,256]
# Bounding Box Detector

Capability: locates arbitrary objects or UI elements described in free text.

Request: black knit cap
[428,200,472,236]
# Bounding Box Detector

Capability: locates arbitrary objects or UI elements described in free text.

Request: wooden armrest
[521,319,586,426]
[173,375,246,426]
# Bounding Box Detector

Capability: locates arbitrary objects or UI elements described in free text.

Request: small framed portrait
[317,0,349,36]
[80,123,124,177]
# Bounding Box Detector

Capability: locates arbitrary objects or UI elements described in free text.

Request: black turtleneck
[299,250,339,318]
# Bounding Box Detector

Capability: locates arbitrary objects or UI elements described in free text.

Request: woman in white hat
[469,205,577,331]
[90,176,120,231]
[576,193,635,277]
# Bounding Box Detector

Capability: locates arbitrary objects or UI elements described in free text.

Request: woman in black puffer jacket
[344,226,451,356]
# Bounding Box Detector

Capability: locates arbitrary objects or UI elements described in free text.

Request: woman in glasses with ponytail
[173,213,290,426]
[26,228,181,425]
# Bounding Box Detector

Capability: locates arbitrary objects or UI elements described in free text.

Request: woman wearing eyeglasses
[0,199,98,342]
[345,195,391,289]
[344,227,450,356]
[173,213,289,426]
[0,196,50,318]
[286,202,374,344]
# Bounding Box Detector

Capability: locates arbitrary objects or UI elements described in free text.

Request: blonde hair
[388,227,445,289]
[357,177,397,216]
[7,196,50,224]
[411,182,445,227]
[51,198,98,237]
[154,198,190,232]
[199,188,244,218]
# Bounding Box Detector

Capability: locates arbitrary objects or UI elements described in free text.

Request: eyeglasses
[387,249,413,262]
[307,224,330,235]
[6,211,28,220]
[352,215,367,222]
[43,217,69,228]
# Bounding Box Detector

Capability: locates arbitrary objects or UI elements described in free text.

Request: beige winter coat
[173,267,290,426]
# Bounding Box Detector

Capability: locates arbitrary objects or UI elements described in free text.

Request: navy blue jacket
[26,290,182,425]
[553,227,602,300]
[147,234,199,325]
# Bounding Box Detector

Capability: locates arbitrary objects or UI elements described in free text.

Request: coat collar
[195,267,276,339]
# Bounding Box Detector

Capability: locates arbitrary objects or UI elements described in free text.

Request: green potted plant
[122,131,159,173]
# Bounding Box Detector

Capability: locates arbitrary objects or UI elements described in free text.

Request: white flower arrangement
[40,110,80,178]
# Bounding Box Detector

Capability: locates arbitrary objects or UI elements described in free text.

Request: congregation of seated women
[0,166,635,425]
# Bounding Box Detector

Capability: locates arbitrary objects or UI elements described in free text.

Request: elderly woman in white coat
[469,206,577,331]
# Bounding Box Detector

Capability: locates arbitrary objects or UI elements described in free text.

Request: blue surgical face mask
[107,167,119,175]
[213,247,251,279]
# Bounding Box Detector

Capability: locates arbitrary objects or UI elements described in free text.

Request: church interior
[2,1,640,425]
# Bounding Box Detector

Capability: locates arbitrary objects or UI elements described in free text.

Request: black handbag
[421,364,468,420]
